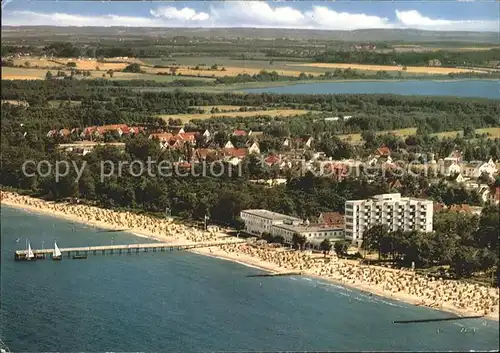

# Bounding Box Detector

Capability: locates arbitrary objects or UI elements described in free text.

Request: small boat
[52,242,62,261]
[72,254,87,260]
[26,242,35,261]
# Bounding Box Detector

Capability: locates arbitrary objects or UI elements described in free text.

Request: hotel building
[240,209,345,248]
[344,193,433,246]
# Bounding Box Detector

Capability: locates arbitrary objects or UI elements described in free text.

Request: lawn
[158,109,316,123]
[338,127,418,145]
[430,130,464,139]
[475,127,500,138]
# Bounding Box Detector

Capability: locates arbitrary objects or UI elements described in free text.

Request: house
[248,141,261,154]
[295,136,313,149]
[232,130,247,137]
[317,212,344,227]
[488,187,500,205]
[446,163,462,176]
[149,132,173,149]
[248,131,264,140]
[264,154,281,167]
[433,203,446,213]
[202,129,211,140]
[59,129,71,137]
[320,162,350,181]
[477,159,498,179]
[171,127,185,135]
[194,148,218,162]
[129,126,145,135]
[282,138,291,148]
[444,150,462,166]
[450,173,466,183]
[223,148,248,166]
[448,204,482,215]
[96,124,129,137]
[389,179,403,190]
[375,146,391,157]
[249,178,287,187]
[47,128,71,138]
[178,132,198,145]
[80,124,129,139]
[224,140,235,149]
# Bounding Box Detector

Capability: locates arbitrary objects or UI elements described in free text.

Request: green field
[339,127,498,145]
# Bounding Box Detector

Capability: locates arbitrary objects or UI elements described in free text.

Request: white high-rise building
[344,193,433,246]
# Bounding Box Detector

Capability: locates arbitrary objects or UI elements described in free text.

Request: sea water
[1,206,498,351]
[243,80,500,99]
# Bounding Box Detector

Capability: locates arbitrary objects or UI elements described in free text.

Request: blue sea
[1,206,499,352]
[243,80,500,99]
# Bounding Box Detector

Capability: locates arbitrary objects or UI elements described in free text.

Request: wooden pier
[14,239,245,261]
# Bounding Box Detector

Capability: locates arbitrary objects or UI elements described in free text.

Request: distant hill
[1,26,498,43]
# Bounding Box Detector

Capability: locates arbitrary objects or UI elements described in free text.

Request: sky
[1,0,499,32]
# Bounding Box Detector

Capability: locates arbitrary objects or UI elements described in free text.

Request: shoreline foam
[2,191,498,321]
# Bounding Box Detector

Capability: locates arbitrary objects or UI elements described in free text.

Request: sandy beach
[2,191,498,321]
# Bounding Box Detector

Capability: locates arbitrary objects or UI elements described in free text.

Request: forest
[313,48,500,67]
[2,40,498,69]
[1,78,499,280]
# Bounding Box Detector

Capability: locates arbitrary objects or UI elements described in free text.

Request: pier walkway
[15,239,245,260]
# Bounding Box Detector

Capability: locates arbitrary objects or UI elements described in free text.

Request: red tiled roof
[389,180,403,189]
[150,133,173,141]
[233,130,247,137]
[179,132,197,141]
[264,154,281,165]
[59,129,71,136]
[492,187,500,201]
[448,204,472,213]
[318,212,344,226]
[223,148,248,158]
[195,148,218,159]
[376,146,391,156]
[433,203,446,212]
[323,162,349,175]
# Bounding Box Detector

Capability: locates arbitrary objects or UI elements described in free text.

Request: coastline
[2,192,498,321]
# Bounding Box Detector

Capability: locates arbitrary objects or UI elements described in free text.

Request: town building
[344,193,433,246]
[271,223,344,249]
[240,209,302,236]
[240,209,345,248]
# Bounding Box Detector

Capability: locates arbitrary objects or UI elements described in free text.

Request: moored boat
[52,242,62,260]
[26,242,35,261]
[72,254,87,260]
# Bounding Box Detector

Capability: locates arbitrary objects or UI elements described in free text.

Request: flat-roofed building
[240,209,302,236]
[271,223,344,249]
[345,193,433,246]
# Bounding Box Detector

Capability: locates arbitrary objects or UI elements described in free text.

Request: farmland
[158,109,316,123]
[295,63,484,74]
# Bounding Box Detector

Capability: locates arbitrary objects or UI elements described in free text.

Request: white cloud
[209,1,306,27]
[304,6,392,30]
[395,10,498,31]
[150,6,209,22]
[1,3,497,32]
